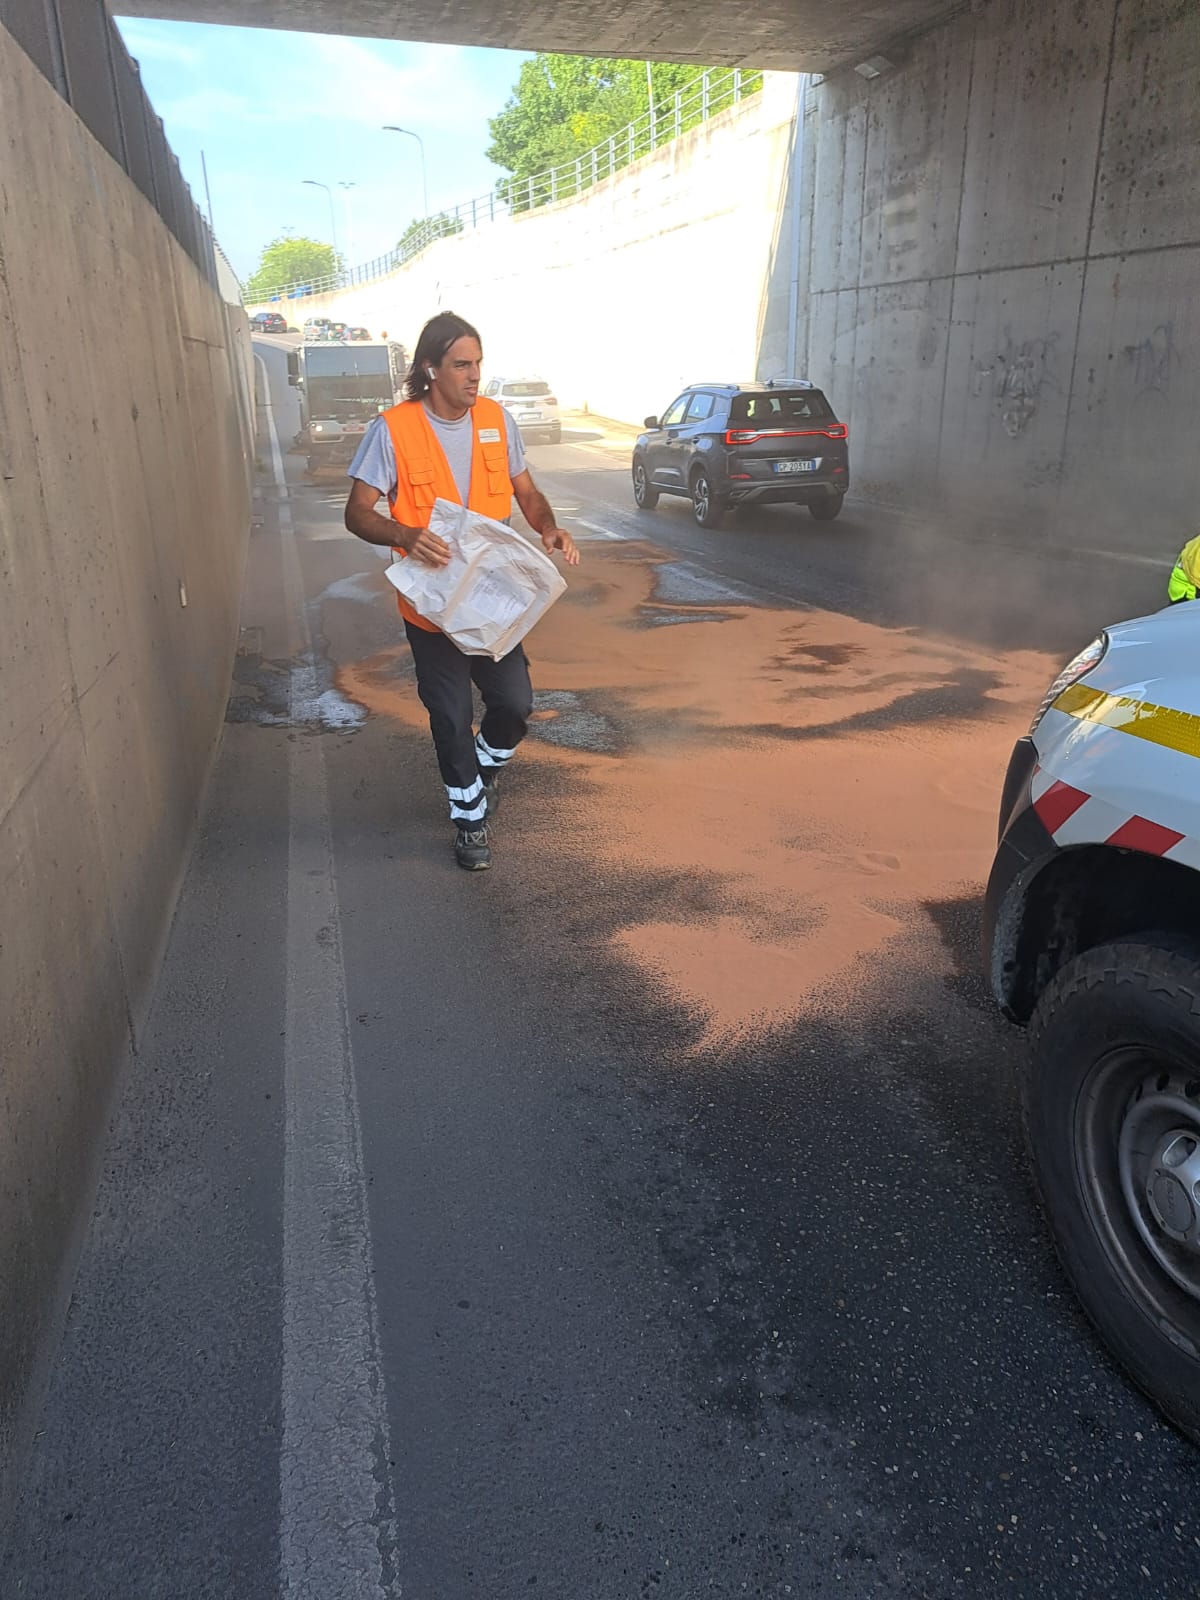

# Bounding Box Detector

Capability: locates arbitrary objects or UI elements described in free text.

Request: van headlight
[1028,634,1108,735]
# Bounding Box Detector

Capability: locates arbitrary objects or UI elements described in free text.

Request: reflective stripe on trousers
[403,622,533,825]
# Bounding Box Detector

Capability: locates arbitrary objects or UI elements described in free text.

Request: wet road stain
[772,640,864,669]
[527,690,621,754]
[227,639,367,733]
[740,667,1000,740]
[632,600,739,629]
[650,560,758,607]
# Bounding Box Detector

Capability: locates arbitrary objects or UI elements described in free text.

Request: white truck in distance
[287,340,408,473]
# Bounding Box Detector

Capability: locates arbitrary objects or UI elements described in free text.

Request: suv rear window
[502,381,551,397]
[730,391,833,426]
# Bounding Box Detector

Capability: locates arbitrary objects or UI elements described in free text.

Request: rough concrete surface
[0,22,253,1515]
[801,0,1200,543]
[113,0,965,74]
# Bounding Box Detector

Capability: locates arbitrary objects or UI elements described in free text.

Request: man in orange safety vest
[344,311,579,871]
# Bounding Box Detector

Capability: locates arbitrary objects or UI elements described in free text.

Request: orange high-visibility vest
[382,395,514,631]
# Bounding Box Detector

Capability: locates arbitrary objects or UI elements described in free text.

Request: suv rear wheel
[632,456,658,510]
[809,493,844,522]
[691,468,724,528]
[1025,939,1200,1442]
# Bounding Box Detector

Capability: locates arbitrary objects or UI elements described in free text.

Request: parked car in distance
[632,380,849,527]
[483,376,561,444]
[303,317,333,341]
[250,310,287,334]
[349,326,372,342]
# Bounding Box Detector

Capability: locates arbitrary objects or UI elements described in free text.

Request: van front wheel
[1025,940,1200,1442]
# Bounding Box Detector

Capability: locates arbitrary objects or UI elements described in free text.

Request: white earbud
[427,368,436,380]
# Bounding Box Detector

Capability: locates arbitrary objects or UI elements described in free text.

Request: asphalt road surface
[4,340,1196,1598]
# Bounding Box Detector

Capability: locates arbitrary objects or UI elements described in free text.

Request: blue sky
[113,18,531,282]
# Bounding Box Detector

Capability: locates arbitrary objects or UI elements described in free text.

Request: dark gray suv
[632,381,849,526]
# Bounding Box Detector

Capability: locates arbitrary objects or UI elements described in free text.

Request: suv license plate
[774,459,817,474]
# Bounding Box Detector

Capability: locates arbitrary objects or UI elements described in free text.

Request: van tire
[1025,940,1200,1442]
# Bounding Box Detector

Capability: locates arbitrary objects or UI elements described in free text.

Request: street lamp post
[337,181,357,267]
[382,126,429,219]
[302,178,339,261]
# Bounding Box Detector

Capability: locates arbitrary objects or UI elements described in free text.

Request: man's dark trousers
[404,621,533,827]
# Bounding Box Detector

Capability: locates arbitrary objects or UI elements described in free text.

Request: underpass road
[4,341,1196,1598]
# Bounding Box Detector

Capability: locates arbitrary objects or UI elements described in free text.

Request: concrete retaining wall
[794,0,1200,546]
[0,23,253,1509]
[250,76,799,424]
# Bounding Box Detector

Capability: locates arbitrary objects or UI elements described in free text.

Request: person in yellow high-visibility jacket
[1168,536,1200,602]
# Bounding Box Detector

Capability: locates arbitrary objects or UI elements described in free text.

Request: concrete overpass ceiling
[109,0,966,72]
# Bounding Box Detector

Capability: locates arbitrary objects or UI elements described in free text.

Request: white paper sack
[385,498,567,660]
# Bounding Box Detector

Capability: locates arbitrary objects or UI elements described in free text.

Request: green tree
[245,235,340,300]
[486,56,751,195]
[395,212,465,260]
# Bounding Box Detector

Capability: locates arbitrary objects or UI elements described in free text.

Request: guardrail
[255,67,761,305]
[2,0,218,287]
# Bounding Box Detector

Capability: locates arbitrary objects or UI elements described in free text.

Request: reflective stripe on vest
[382,396,514,631]
[1168,534,1200,604]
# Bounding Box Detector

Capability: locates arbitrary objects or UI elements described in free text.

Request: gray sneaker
[482,776,500,817]
[454,827,491,871]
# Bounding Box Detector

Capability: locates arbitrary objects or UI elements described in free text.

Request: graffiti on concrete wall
[971,330,1061,439]
[1123,322,1177,397]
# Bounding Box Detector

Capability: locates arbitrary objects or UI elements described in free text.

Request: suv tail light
[725,424,849,445]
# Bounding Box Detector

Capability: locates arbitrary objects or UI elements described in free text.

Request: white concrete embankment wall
[789,0,1200,545]
[0,23,253,1502]
[250,75,799,423]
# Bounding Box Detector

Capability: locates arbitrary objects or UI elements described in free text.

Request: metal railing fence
[253,67,762,305]
[2,0,218,286]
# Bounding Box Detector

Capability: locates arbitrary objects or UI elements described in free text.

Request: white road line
[572,518,625,541]
[257,355,401,1599]
[1074,545,1170,572]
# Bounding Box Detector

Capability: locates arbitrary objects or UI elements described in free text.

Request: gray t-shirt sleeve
[502,409,527,480]
[347,417,396,497]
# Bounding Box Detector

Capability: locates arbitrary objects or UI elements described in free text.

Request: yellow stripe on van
[1053,682,1200,760]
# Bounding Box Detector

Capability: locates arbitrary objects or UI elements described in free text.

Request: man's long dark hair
[405,311,482,400]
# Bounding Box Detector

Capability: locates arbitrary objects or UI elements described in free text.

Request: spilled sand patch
[337,544,1057,1046]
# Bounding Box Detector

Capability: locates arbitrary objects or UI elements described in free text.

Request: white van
[985,601,1200,1440]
